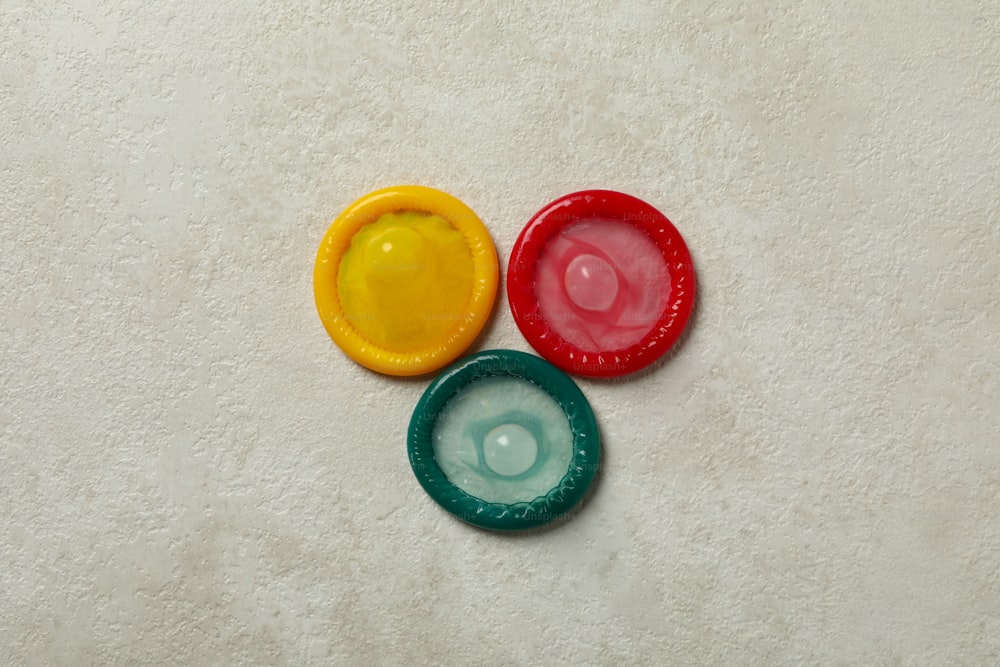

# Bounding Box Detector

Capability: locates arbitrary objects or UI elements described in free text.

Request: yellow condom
[314,186,498,376]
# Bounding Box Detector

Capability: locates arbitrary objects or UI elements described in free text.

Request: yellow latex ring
[314,186,498,376]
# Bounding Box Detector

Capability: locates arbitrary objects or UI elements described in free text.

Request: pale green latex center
[483,423,538,476]
[431,376,574,504]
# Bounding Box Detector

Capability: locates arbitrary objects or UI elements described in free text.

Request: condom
[314,186,498,376]
[508,190,695,377]
[408,350,600,531]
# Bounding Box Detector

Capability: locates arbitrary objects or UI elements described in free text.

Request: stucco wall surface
[2,1,998,664]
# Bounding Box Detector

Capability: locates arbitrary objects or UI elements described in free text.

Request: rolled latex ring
[314,186,499,376]
[508,190,695,377]
[408,350,600,531]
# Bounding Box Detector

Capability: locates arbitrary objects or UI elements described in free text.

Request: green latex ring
[408,349,601,531]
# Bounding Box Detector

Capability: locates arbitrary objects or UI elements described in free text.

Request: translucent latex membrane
[408,350,600,531]
[508,190,696,377]
[535,218,671,352]
[431,376,574,504]
[314,186,498,376]
[338,210,474,352]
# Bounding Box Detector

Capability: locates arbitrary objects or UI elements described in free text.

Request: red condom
[508,190,695,377]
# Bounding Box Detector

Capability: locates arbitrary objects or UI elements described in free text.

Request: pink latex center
[564,254,619,311]
[534,218,670,351]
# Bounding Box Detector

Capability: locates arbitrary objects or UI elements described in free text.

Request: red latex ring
[508,190,695,378]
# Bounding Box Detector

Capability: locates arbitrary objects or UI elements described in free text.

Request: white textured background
[2,1,998,664]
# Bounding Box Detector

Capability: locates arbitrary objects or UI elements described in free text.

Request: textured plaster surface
[2,1,999,665]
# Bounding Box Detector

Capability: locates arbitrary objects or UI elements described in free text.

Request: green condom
[408,350,601,531]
